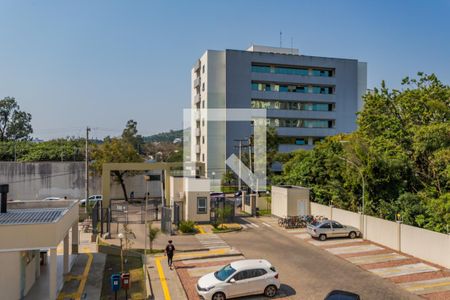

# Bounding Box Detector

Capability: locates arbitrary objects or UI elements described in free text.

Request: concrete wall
[365,215,399,250]
[333,207,360,229]
[271,186,288,217]
[310,202,332,219]
[310,202,450,269]
[401,224,450,269]
[0,251,21,300]
[0,162,161,200]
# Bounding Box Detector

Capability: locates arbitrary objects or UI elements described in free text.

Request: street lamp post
[118,233,124,273]
[338,156,366,236]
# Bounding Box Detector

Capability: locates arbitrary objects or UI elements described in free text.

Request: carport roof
[0,208,67,225]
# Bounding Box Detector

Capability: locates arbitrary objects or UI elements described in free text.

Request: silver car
[307,220,360,241]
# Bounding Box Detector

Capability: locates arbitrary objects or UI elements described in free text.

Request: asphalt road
[218,216,419,300]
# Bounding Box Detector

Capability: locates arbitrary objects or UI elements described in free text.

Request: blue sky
[1,0,449,140]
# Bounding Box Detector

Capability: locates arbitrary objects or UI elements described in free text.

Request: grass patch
[258,209,272,216]
[212,225,241,233]
[100,254,146,300]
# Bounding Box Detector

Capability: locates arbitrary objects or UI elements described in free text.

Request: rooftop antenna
[279,31,282,48]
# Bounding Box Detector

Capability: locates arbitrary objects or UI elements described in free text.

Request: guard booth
[210,193,235,223]
[271,185,310,218]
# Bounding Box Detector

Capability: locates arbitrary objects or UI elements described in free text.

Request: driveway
[218,216,419,300]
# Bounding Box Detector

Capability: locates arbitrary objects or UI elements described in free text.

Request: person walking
[165,240,175,270]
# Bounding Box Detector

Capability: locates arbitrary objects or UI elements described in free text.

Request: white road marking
[262,222,271,227]
[294,233,311,240]
[346,253,408,265]
[246,222,260,228]
[309,238,364,246]
[326,244,383,255]
[370,263,439,278]
[399,277,450,295]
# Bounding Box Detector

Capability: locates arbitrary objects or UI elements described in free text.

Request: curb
[175,252,243,262]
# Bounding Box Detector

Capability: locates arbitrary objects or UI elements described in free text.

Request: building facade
[190,45,367,177]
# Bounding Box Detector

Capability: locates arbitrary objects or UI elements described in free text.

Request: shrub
[179,220,196,233]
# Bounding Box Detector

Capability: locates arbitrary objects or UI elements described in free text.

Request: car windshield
[214,264,236,281]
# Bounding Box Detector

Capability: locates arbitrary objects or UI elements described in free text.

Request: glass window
[214,264,237,281]
[233,270,251,281]
[295,138,306,145]
[320,222,331,229]
[197,197,207,214]
[332,222,343,228]
[202,65,205,73]
[251,83,258,91]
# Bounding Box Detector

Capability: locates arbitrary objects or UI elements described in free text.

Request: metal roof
[0,208,67,225]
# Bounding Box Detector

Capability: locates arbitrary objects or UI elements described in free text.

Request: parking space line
[370,263,439,278]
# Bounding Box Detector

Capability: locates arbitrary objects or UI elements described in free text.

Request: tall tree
[122,119,144,153]
[0,97,33,141]
[90,138,143,201]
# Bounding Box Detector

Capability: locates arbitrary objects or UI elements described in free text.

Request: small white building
[170,176,210,223]
[271,185,310,218]
[0,200,79,300]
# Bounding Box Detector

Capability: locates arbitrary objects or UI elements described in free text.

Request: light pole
[338,156,366,236]
[118,233,124,273]
[143,174,151,278]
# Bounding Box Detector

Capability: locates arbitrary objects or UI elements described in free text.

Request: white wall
[271,186,288,217]
[333,207,361,230]
[365,216,399,251]
[310,202,331,219]
[0,252,20,300]
[310,202,450,269]
[401,224,450,269]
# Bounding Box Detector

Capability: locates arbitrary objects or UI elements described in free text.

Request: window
[202,153,205,162]
[233,270,250,281]
[202,101,205,108]
[267,118,333,128]
[249,269,267,278]
[251,64,332,77]
[320,222,331,229]
[202,136,205,144]
[197,197,207,214]
[251,100,333,111]
[332,222,343,228]
[202,82,205,91]
[295,138,306,145]
[214,264,236,281]
[202,65,205,73]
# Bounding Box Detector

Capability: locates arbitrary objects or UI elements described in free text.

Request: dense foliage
[273,74,450,233]
[0,139,85,161]
[0,97,33,141]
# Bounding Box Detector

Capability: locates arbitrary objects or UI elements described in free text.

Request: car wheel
[212,292,226,300]
[319,234,327,241]
[264,285,277,297]
[349,231,357,239]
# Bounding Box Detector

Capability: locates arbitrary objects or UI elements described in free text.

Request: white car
[44,197,61,201]
[196,259,280,300]
[79,195,102,206]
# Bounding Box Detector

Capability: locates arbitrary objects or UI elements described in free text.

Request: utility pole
[85,127,91,214]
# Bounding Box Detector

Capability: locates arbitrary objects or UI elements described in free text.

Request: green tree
[0,97,33,141]
[122,119,144,153]
[91,138,143,201]
[147,222,160,253]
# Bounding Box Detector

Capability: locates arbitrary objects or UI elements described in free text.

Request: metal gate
[161,207,172,234]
